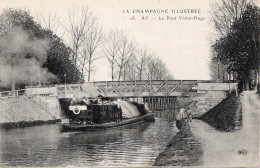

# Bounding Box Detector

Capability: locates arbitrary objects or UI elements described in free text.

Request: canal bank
[0,96,60,129]
[199,92,242,131]
[191,91,260,166]
[153,120,203,166]
[153,91,244,166]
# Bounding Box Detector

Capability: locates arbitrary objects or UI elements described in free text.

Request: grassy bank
[153,120,203,166]
[200,92,242,132]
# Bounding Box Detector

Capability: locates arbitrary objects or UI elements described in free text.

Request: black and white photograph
[0,0,259,167]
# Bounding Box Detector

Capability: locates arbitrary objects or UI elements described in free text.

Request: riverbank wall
[190,82,237,117]
[153,120,203,166]
[199,92,242,132]
[0,96,60,129]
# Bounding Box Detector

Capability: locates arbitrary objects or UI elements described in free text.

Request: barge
[61,97,155,131]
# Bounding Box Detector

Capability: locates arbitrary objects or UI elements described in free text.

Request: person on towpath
[176,107,186,130]
[186,108,192,122]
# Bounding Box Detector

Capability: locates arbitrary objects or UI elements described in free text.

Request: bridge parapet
[192,82,238,116]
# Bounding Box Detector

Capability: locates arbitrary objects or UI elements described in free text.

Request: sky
[0,0,218,81]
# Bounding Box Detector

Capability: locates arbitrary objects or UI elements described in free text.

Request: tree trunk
[245,81,249,91]
[111,66,114,81]
[123,67,126,81]
[88,61,91,82]
[118,68,122,81]
[257,70,259,90]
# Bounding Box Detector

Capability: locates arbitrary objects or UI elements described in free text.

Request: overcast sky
[0,0,221,81]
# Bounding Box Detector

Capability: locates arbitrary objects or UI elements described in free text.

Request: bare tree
[211,0,251,37]
[66,8,93,67]
[80,19,104,81]
[145,55,172,80]
[103,30,121,81]
[124,53,138,80]
[116,35,134,81]
[78,48,89,81]
[146,55,156,80]
[34,11,60,32]
[136,49,148,80]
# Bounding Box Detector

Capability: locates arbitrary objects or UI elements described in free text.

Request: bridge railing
[0,89,26,99]
[91,80,200,97]
[52,80,204,98]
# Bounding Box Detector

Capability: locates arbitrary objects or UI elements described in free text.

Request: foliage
[42,29,81,83]
[212,5,260,85]
[0,8,81,85]
[210,0,250,37]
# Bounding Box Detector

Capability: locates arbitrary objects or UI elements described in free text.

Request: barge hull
[62,113,155,131]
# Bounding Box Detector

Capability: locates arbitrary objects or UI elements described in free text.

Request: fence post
[181,80,183,95]
[106,81,108,93]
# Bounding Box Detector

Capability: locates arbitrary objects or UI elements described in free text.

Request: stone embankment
[153,120,203,166]
[199,92,242,131]
[0,96,59,129]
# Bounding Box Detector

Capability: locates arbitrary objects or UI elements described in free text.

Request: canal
[0,118,178,167]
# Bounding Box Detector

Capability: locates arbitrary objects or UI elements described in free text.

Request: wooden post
[181,80,183,95]
[166,80,168,96]
[158,97,160,110]
[156,98,158,110]
[106,81,108,93]
[169,97,171,109]
[151,97,153,110]
[152,97,155,110]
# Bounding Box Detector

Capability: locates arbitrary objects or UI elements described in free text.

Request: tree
[66,8,92,68]
[209,0,252,79]
[43,29,81,84]
[116,34,134,81]
[211,0,252,37]
[213,4,260,90]
[136,49,149,80]
[103,30,120,81]
[34,11,59,32]
[124,53,137,80]
[0,8,81,90]
[145,55,172,80]
[80,19,104,81]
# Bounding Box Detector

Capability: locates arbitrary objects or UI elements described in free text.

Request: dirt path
[190,91,260,167]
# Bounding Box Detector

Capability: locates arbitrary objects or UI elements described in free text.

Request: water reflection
[0,118,177,167]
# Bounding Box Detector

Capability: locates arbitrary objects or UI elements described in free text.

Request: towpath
[190,91,260,167]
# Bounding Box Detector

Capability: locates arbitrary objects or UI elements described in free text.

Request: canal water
[0,118,178,167]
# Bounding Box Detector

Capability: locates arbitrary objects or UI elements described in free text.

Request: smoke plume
[0,26,56,87]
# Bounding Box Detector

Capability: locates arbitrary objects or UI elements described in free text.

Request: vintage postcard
[0,0,259,167]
